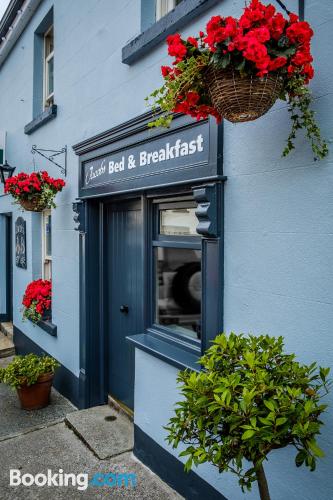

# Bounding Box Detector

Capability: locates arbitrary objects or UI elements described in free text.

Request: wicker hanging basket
[19,197,49,212]
[206,67,284,123]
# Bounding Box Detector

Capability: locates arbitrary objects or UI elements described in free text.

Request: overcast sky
[0,0,9,20]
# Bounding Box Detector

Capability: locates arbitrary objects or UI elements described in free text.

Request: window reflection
[155,247,201,339]
[160,208,197,236]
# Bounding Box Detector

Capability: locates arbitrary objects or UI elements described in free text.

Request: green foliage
[282,74,329,160]
[166,333,331,492]
[23,302,42,324]
[0,354,60,389]
[146,52,210,128]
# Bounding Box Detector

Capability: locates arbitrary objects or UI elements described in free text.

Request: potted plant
[147,0,328,160]
[166,333,331,500]
[4,170,65,211]
[22,279,52,324]
[0,354,60,410]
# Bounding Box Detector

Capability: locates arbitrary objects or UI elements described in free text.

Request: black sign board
[77,116,222,198]
[15,216,27,269]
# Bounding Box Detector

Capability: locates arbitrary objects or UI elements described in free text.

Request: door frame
[76,182,224,409]
[0,213,13,323]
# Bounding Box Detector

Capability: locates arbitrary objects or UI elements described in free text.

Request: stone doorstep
[0,331,15,359]
[0,322,13,341]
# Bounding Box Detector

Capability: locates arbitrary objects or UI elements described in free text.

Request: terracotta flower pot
[16,373,54,410]
[19,197,49,212]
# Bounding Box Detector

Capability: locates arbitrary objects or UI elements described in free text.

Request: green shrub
[166,333,331,500]
[0,354,60,389]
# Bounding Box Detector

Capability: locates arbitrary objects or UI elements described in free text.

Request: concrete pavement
[0,357,182,499]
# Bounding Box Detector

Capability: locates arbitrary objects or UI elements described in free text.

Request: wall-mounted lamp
[0,160,16,184]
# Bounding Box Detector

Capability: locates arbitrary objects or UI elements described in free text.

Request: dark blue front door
[106,199,143,410]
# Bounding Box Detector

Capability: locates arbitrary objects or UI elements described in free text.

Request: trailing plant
[166,333,331,500]
[0,354,59,389]
[22,279,52,324]
[146,0,328,160]
[4,170,65,210]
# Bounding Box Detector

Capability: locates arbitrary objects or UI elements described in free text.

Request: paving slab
[66,404,134,459]
[0,378,77,441]
[0,422,182,499]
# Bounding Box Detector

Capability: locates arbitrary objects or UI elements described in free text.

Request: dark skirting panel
[134,424,227,500]
[13,325,80,408]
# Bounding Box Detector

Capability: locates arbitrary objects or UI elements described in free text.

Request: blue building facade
[0,1,332,498]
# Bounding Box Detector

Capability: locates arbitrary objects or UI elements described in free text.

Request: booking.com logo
[9,469,137,491]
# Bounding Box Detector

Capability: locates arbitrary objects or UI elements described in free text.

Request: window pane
[160,207,197,236]
[45,214,52,257]
[156,0,182,20]
[45,27,54,56]
[155,247,201,339]
[47,57,54,96]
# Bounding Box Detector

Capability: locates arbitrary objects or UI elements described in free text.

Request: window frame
[42,209,52,280]
[148,197,202,350]
[43,25,54,109]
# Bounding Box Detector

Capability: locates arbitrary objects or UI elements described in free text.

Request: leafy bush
[166,333,331,500]
[0,354,59,389]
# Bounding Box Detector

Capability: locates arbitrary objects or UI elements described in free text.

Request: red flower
[243,37,270,72]
[167,33,187,62]
[286,21,313,45]
[4,171,65,202]
[187,37,198,48]
[268,12,287,40]
[292,49,313,66]
[268,56,287,72]
[302,63,314,82]
[22,279,52,320]
[248,27,270,43]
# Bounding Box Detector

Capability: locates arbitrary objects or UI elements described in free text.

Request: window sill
[126,333,200,371]
[24,104,57,135]
[122,0,221,65]
[28,318,57,337]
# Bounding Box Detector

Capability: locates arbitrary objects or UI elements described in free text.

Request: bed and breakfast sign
[79,121,215,196]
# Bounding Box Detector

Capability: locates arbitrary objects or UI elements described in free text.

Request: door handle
[120,305,129,313]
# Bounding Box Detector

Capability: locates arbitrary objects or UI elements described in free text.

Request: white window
[156,0,182,21]
[42,210,52,280]
[43,26,54,109]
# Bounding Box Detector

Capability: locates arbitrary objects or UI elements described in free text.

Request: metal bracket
[31,145,67,176]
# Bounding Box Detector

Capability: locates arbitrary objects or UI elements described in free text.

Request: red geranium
[5,171,65,210]
[22,279,52,323]
[147,0,327,159]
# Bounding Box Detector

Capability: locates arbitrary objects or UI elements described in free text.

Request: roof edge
[0,0,25,41]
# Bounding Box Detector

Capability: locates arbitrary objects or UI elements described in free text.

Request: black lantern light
[0,160,16,184]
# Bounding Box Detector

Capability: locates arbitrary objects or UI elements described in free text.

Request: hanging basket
[206,67,284,123]
[19,197,49,212]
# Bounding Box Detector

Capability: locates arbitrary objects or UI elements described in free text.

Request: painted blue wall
[0,0,332,498]
[133,0,333,499]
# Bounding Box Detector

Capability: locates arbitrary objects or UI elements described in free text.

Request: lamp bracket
[31,145,67,176]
